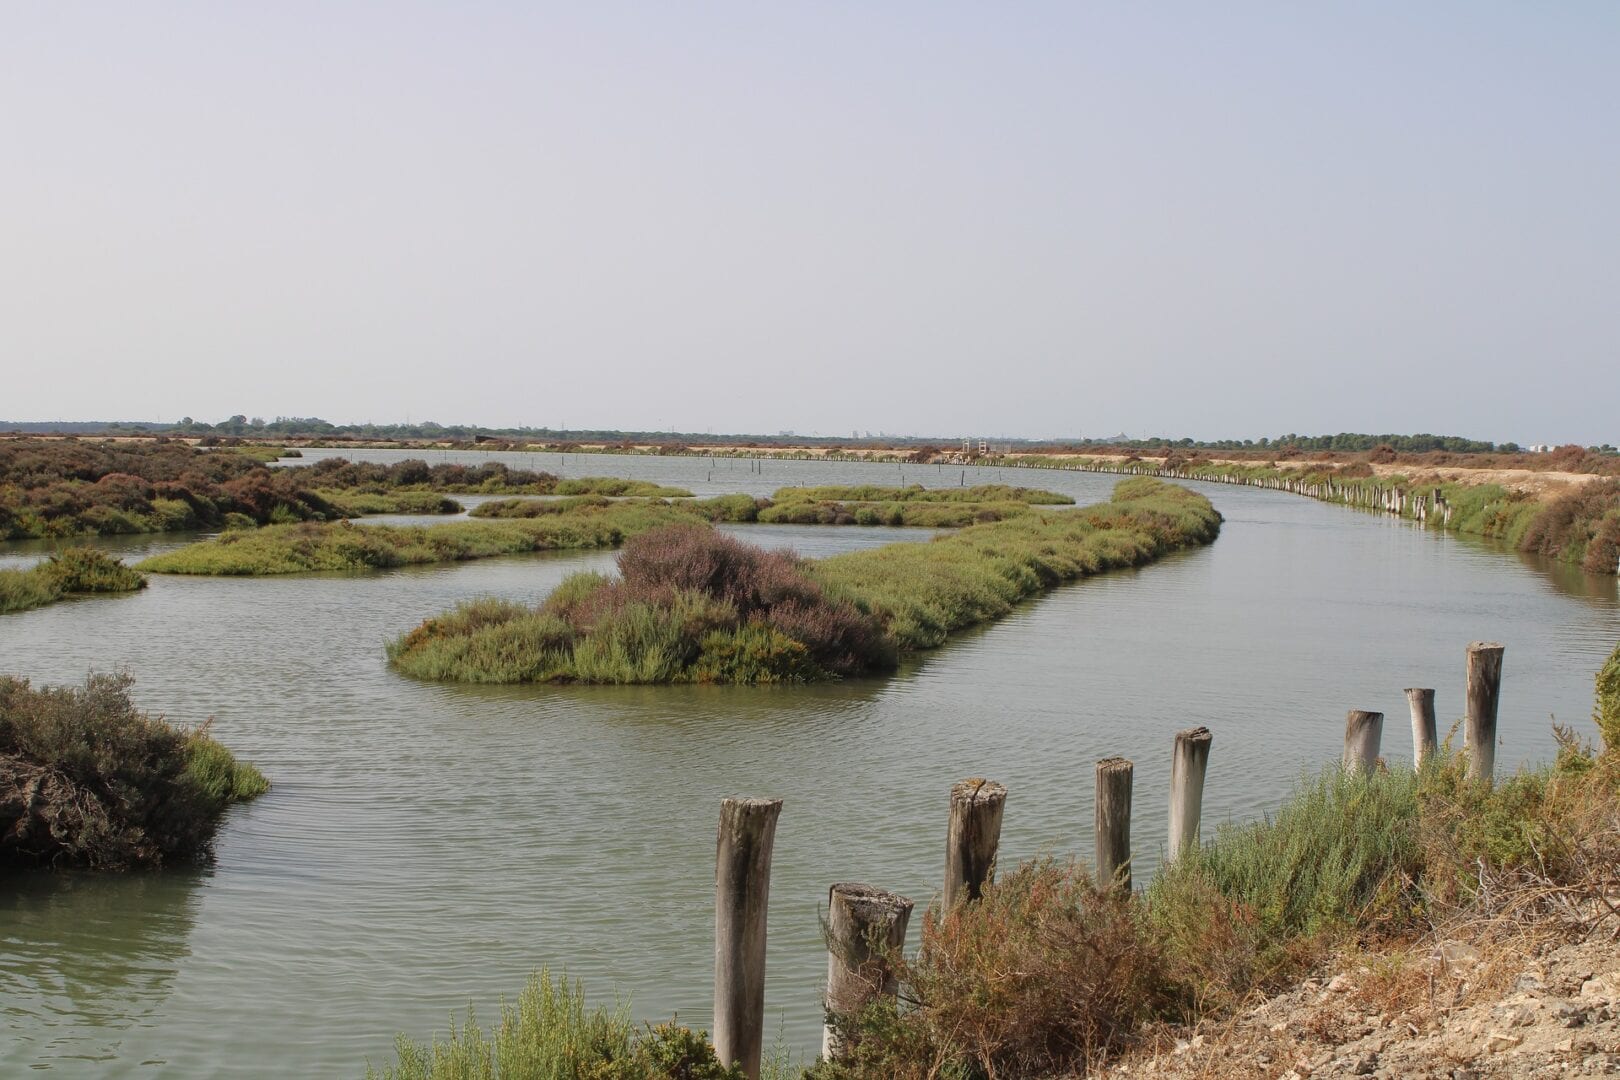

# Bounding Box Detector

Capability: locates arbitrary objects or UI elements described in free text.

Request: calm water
[3,453,1617,1076]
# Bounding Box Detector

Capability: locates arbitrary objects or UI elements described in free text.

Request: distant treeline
[15,418,1615,456]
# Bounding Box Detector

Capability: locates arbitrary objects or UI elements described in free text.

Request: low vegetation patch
[0,439,691,539]
[0,672,267,869]
[303,456,691,497]
[316,490,464,516]
[0,547,146,613]
[387,478,1221,684]
[368,970,747,1080]
[471,485,1059,528]
[137,502,705,576]
[772,483,1072,505]
[808,476,1220,650]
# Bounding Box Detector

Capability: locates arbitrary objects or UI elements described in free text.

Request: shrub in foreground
[0,672,267,869]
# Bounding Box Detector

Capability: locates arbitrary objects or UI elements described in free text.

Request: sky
[1,3,1616,444]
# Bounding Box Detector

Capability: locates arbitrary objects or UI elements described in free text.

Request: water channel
[3,450,1617,1075]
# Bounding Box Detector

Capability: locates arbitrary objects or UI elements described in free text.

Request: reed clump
[388,479,1221,684]
[0,547,146,613]
[0,672,267,869]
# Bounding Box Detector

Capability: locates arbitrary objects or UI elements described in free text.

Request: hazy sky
[2,3,1616,443]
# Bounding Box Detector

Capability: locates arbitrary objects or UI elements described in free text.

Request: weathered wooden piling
[944,779,1005,908]
[714,797,782,1079]
[1167,727,1212,862]
[1095,757,1134,891]
[1343,710,1383,774]
[822,883,914,1059]
[1405,688,1437,767]
[1466,642,1505,782]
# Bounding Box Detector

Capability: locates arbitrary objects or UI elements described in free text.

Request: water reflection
[0,869,205,1066]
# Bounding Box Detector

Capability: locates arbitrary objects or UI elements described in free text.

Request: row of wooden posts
[708,642,1507,1078]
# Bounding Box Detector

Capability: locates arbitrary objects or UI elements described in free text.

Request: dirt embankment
[1111,922,1620,1079]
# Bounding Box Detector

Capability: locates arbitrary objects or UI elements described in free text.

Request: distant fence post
[822,883,914,1060]
[1466,642,1505,782]
[1095,757,1134,891]
[944,779,1005,908]
[1405,688,1437,768]
[1343,710,1383,774]
[1167,727,1212,862]
[714,797,782,1080]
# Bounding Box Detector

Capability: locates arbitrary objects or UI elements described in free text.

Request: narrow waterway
[3,451,1616,1076]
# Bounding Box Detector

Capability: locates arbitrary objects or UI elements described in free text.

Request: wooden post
[1167,727,1212,862]
[1405,688,1437,768]
[1466,642,1505,782]
[1094,757,1134,891]
[822,883,914,1060]
[714,797,782,1079]
[944,779,1005,908]
[1343,710,1383,774]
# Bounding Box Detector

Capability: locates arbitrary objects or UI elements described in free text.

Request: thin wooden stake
[1343,710,1383,774]
[1095,757,1134,891]
[822,883,914,1060]
[1405,688,1437,768]
[1466,642,1505,782]
[1167,728,1212,862]
[714,797,782,1079]
[944,779,1005,908]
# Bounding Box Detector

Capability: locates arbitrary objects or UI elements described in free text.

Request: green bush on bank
[1597,641,1620,751]
[0,672,267,869]
[368,970,745,1080]
[0,547,146,614]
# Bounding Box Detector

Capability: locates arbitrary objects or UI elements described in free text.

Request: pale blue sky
[2,3,1615,443]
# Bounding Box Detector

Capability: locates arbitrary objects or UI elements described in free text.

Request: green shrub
[1597,641,1620,752]
[0,672,267,868]
[1150,768,1423,951]
[367,969,742,1080]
